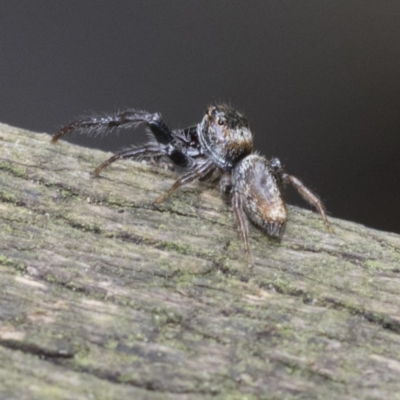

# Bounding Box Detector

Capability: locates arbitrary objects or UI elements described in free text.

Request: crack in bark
[0,340,75,360]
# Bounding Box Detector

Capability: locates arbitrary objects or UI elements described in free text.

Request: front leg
[52,109,174,144]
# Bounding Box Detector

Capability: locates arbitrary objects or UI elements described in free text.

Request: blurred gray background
[1,0,399,234]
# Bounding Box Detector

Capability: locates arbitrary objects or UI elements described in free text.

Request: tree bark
[1,122,400,400]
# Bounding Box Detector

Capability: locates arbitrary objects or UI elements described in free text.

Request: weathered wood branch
[1,123,400,399]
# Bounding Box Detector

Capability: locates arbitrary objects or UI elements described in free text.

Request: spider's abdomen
[233,155,287,237]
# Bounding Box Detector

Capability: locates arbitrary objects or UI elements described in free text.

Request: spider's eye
[218,118,225,126]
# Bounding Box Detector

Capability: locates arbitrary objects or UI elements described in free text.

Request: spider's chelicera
[52,104,332,266]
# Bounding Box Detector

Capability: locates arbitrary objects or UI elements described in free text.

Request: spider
[52,105,253,202]
[52,104,332,266]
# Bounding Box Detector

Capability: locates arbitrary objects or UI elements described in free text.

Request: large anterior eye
[217,118,225,126]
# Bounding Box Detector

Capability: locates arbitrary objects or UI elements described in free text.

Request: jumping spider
[52,104,332,266]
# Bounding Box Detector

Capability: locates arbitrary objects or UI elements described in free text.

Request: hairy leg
[232,191,252,267]
[52,110,174,144]
[93,143,163,177]
[155,160,215,203]
[283,174,333,233]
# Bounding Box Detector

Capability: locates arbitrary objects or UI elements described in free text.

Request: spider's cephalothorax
[52,104,332,267]
[198,105,253,170]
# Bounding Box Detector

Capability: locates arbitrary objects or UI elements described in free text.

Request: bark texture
[1,122,400,400]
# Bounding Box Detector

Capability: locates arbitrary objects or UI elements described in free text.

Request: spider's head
[198,104,253,171]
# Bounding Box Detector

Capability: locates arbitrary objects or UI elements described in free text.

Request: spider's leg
[155,160,215,203]
[232,191,253,267]
[52,110,174,144]
[93,143,163,177]
[218,173,233,204]
[147,118,174,145]
[167,146,194,169]
[283,173,333,233]
[174,125,199,146]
